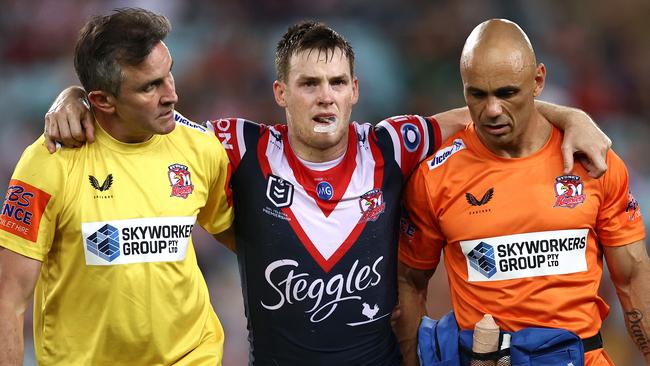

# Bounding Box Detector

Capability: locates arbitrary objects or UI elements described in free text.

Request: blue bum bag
[418,311,589,366]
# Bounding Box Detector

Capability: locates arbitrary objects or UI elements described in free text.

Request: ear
[351,77,359,105]
[273,80,287,108]
[87,91,116,114]
[533,63,546,97]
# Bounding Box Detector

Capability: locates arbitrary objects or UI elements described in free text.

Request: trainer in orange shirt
[395,19,650,366]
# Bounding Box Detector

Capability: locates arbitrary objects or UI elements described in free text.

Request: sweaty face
[112,41,178,142]
[274,48,359,162]
[461,50,544,155]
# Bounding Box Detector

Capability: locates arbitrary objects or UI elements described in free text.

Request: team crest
[168,164,194,199]
[359,189,385,222]
[553,175,586,208]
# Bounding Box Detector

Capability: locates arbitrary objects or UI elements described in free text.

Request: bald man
[395,19,649,366]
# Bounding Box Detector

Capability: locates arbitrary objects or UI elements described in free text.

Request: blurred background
[1,0,648,364]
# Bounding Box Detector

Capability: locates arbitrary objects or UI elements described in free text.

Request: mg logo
[316,181,333,201]
[86,224,120,262]
[266,174,294,208]
[468,242,496,278]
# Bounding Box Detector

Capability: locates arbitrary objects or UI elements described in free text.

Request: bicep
[213,226,236,253]
[603,240,649,287]
[432,107,470,142]
[0,248,41,310]
[398,261,435,292]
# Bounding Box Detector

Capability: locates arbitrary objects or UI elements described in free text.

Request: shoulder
[422,130,471,172]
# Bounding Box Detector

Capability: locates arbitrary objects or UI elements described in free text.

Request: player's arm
[0,248,42,366]
[213,226,236,253]
[534,100,611,178]
[603,240,650,364]
[433,101,610,178]
[395,262,435,366]
[44,86,94,153]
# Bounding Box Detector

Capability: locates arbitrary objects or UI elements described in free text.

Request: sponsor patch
[359,189,385,222]
[174,112,206,133]
[316,181,334,201]
[401,123,421,152]
[266,174,294,208]
[89,174,113,192]
[428,139,465,170]
[625,190,642,222]
[82,216,195,265]
[466,188,494,206]
[553,175,586,208]
[460,229,588,281]
[168,164,194,199]
[0,180,51,242]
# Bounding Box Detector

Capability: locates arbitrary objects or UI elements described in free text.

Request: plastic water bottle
[472,314,500,365]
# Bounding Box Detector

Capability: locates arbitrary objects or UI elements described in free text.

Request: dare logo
[0,179,51,242]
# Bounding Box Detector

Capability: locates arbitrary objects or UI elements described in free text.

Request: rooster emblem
[168,164,194,199]
[359,189,385,222]
[554,175,585,208]
[361,303,379,320]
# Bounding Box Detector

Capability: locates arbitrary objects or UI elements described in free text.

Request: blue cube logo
[468,242,497,278]
[86,224,120,262]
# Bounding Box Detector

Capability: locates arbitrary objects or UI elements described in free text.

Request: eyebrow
[138,59,174,90]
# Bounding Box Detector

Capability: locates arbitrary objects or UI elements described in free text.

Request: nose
[160,74,178,106]
[485,96,503,118]
[317,84,334,105]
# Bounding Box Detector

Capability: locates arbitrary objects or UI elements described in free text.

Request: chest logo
[168,164,194,199]
[89,174,113,192]
[466,188,494,206]
[553,175,585,208]
[316,181,334,201]
[267,174,294,208]
[359,189,385,222]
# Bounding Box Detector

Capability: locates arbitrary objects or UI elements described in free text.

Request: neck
[95,114,153,143]
[288,134,348,163]
[480,112,552,158]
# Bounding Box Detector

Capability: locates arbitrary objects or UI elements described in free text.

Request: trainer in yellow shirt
[395,19,650,366]
[0,9,232,366]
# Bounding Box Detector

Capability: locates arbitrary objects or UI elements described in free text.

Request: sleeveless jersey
[399,124,645,366]
[0,112,233,365]
[209,115,441,365]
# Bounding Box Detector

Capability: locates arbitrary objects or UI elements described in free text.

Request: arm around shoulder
[603,240,650,363]
[0,248,42,366]
[432,107,471,142]
[535,100,611,178]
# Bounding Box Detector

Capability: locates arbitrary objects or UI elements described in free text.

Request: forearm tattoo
[625,309,650,356]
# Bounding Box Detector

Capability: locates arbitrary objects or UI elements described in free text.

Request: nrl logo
[266,174,294,208]
[89,174,113,192]
[168,164,194,199]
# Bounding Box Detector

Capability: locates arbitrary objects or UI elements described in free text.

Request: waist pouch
[418,311,600,366]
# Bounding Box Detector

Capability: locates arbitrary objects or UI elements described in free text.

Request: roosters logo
[168,164,194,199]
[554,175,586,208]
[359,189,385,222]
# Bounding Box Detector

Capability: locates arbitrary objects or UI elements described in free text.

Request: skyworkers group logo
[467,242,497,278]
[461,229,589,282]
[86,224,120,262]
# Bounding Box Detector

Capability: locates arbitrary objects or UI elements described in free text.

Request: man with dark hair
[396,19,649,366]
[0,8,233,365]
[43,19,611,365]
